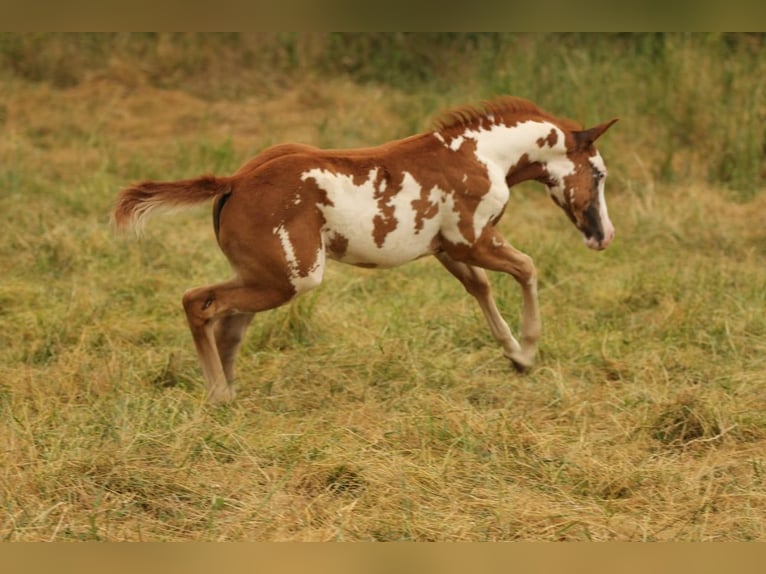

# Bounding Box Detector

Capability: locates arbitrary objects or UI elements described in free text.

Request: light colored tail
[112,175,231,233]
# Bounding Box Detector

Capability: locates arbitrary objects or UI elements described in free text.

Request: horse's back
[233,143,319,179]
[220,138,448,268]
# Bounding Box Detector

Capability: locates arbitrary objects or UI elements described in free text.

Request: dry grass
[2,34,766,541]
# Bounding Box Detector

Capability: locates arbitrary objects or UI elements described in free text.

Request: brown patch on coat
[505,153,551,189]
[326,232,349,258]
[371,167,401,247]
[449,138,489,244]
[536,128,558,148]
[411,186,440,233]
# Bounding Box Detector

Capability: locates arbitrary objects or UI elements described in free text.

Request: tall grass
[1,33,765,540]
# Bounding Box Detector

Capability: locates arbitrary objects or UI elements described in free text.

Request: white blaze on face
[587,152,615,249]
[301,168,445,267]
[274,224,325,293]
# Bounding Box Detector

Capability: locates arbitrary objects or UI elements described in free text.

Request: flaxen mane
[433,96,582,132]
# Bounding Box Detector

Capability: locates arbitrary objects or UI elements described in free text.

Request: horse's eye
[594,171,605,181]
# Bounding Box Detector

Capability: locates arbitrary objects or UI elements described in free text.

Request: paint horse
[113,97,618,404]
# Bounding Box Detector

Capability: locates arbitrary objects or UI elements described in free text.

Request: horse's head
[543,118,618,250]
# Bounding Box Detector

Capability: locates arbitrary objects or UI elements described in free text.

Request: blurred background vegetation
[1,32,764,195]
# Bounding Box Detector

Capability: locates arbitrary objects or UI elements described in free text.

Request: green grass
[1,33,765,541]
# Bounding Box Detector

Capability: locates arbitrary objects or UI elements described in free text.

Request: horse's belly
[322,212,440,268]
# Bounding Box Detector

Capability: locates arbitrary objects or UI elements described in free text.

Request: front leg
[447,228,541,370]
[435,253,525,367]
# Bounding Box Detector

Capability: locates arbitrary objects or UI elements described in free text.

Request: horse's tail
[112,175,232,234]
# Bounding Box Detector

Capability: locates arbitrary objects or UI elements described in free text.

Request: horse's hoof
[510,357,532,373]
[207,385,236,405]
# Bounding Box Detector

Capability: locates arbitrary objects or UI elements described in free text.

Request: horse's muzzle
[584,225,615,250]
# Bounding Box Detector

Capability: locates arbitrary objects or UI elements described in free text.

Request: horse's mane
[433,96,582,132]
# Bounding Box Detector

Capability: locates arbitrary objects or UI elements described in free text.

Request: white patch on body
[301,168,445,267]
[449,136,464,151]
[467,121,571,174]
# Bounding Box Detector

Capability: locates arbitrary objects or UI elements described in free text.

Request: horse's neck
[462,118,565,178]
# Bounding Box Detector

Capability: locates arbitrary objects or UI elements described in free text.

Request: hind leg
[215,312,255,383]
[182,279,294,404]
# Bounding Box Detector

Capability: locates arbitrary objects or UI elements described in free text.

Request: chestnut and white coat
[114,97,618,404]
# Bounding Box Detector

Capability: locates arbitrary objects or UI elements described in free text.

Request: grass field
[1,33,765,541]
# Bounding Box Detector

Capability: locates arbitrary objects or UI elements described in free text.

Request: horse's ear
[573,118,619,150]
